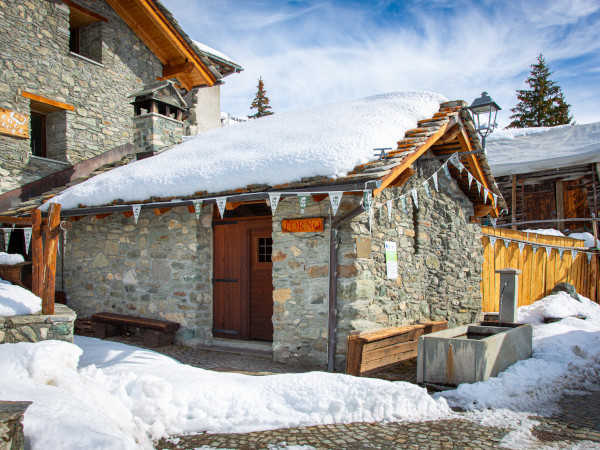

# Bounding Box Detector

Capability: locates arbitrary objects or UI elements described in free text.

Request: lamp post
[468,92,501,153]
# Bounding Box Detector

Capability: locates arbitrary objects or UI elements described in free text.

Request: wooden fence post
[41,204,61,315]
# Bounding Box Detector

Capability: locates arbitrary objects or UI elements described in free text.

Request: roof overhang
[105,0,219,91]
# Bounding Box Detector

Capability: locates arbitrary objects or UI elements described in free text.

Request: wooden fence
[481,226,599,312]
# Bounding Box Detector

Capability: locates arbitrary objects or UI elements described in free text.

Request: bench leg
[94,322,122,339]
[144,330,175,347]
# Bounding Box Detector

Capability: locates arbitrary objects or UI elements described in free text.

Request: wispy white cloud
[163,0,600,126]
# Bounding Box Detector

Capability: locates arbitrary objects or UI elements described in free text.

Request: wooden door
[249,222,274,340]
[212,217,273,341]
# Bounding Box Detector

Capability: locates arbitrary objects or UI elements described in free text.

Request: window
[66,1,107,64]
[258,238,273,263]
[29,112,46,158]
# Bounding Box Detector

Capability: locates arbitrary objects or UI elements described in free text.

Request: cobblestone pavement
[94,335,600,449]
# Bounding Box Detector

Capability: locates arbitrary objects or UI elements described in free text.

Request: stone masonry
[133,113,184,154]
[58,205,213,346]
[0,304,76,344]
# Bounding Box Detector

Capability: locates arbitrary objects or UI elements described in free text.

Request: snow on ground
[0,277,41,316]
[0,252,25,265]
[42,91,447,210]
[486,122,600,177]
[0,336,450,449]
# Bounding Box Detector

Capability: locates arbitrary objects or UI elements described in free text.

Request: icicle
[192,199,203,220]
[132,204,142,224]
[329,192,343,215]
[216,197,227,219]
[268,192,281,215]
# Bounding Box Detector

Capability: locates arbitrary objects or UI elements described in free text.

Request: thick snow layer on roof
[193,40,237,65]
[486,122,600,177]
[45,91,447,210]
[0,278,41,316]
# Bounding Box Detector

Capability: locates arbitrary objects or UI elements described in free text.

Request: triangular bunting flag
[588,253,593,263]
[483,188,489,204]
[24,228,32,254]
[532,246,538,254]
[432,172,439,192]
[329,192,343,216]
[518,242,526,254]
[399,196,407,214]
[411,189,419,209]
[387,200,393,222]
[572,250,578,260]
[489,236,497,247]
[362,191,372,214]
[468,172,474,189]
[269,192,281,215]
[424,181,432,199]
[192,199,203,220]
[476,181,483,195]
[491,218,497,228]
[298,194,310,214]
[558,249,564,259]
[2,228,10,252]
[545,247,552,257]
[216,197,227,219]
[132,204,142,224]
[503,239,510,249]
[492,193,498,207]
[443,163,451,179]
[457,161,465,175]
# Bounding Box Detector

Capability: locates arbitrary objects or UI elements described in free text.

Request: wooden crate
[346,321,447,376]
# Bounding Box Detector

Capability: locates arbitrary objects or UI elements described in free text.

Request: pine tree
[508,54,573,128]
[250,77,274,118]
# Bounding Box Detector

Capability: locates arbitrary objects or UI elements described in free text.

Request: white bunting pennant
[216,197,227,219]
[572,250,578,260]
[518,242,526,254]
[362,191,372,214]
[468,172,474,189]
[503,239,510,249]
[476,181,483,195]
[490,218,497,228]
[443,163,451,179]
[449,153,459,168]
[298,194,310,214]
[492,193,498,207]
[532,246,538,254]
[192,199,203,220]
[588,253,593,263]
[483,188,489,204]
[424,181,432,199]
[432,172,439,192]
[457,161,465,175]
[489,236,497,247]
[329,192,343,216]
[545,247,552,257]
[387,200,393,222]
[2,228,10,251]
[24,228,32,254]
[400,196,407,214]
[132,204,142,224]
[558,249,564,260]
[268,192,281,215]
[411,189,419,209]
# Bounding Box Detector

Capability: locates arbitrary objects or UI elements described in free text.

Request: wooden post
[593,213,598,249]
[591,253,598,303]
[556,181,565,231]
[41,203,61,315]
[511,175,517,230]
[31,209,43,298]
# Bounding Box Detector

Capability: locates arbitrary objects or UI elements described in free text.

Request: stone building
[1,95,505,370]
[0,0,241,202]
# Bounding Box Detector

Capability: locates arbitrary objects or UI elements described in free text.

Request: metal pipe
[495,217,600,228]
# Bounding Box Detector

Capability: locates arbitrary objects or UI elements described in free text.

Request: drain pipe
[327,203,368,372]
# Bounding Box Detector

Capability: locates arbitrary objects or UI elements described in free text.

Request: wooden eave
[105,0,218,91]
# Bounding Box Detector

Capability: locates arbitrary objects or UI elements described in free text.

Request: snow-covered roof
[193,40,241,70]
[44,91,447,210]
[486,122,600,177]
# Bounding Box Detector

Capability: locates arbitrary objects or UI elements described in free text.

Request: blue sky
[162,0,600,127]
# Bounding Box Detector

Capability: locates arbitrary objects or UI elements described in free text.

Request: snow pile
[569,232,596,248]
[486,122,600,177]
[524,229,596,247]
[524,228,566,238]
[0,252,25,265]
[0,337,451,449]
[43,91,447,210]
[438,292,600,415]
[0,278,42,316]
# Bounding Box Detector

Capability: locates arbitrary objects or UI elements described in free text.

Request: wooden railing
[481,226,598,312]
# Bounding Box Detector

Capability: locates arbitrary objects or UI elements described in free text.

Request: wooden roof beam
[159,61,194,80]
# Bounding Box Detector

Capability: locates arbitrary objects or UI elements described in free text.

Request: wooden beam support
[31,209,43,298]
[22,91,75,112]
[41,204,61,315]
[160,61,194,79]
[389,167,415,188]
[373,119,453,197]
[0,216,33,225]
[62,0,109,23]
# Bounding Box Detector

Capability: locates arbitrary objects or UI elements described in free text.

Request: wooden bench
[91,312,180,347]
[346,321,448,376]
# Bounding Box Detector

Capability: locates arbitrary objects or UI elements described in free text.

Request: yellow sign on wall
[0,108,29,138]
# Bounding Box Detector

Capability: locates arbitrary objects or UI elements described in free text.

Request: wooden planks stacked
[481,226,597,312]
[346,321,448,377]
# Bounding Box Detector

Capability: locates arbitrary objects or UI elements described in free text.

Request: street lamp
[468,92,501,152]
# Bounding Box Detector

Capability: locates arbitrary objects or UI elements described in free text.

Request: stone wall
[133,113,184,154]
[0,401,31,450]
[0,0,162,194]
[58,205,213,346]
[0,304,76,344]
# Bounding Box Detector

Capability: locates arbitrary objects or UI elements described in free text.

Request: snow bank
[43,91,447,210]
[569,232,596,248]
[0,337,451,449]
[0,252,25,265]
[0,278,41,316]
[438,292,600,416]
[486,122,600,177]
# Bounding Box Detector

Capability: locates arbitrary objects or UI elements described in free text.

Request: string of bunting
[0,227,33,254]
